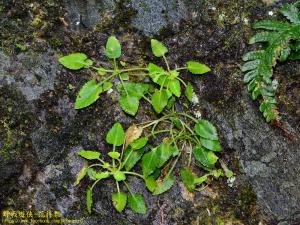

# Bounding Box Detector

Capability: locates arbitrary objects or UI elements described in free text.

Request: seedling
[75,116,232,214]
[59,37,211,115]
[242,1,300,122]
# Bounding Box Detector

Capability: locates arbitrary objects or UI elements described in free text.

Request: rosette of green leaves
[149,39,211,113]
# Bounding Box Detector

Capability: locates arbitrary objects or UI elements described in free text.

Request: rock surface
[0,0,299,225]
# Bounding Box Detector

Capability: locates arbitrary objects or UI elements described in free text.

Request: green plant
[59,37,211,115]
[75,115,232,214]
[242,1,300,122]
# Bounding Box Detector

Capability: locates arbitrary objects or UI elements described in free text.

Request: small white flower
[194,110,202,119]
[227,176,236,187]
[107,88,113,94]
[211,6,216,11]
[268,11,274,16]
[243,17,249,25]
[191,94,199,104]
[75,21,80,25]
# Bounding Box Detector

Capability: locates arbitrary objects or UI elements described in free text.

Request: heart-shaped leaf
[142,148,158,177]
[78,150,101,160]
[153,174,175,195]
[108,151,121,159]
[106,36,121,59]
[123,148,145,171]
[185,82,194,102]
[187,61,211,75]
[128,194,147,214]
[75,80,103,109]
[59,53,92,70]
[151,89,169,114]
[106,123,125,146]
[151,39,168,57]
[200,138,222,152]
[193,146,218,169]
[130,137,148,150]
[194,119,218,140]
[180,167,196,192]
[167,79,181,97]
[112,192,127,212]
[113,171,126,181]
[119,95,139,116]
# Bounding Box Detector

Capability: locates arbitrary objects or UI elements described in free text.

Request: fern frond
[242,2,300,122]
[253,20,291,31]
[281,3,300,24]
[249,32,278,44]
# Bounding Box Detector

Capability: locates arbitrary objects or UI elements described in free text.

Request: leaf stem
[176,77,187,87]
[175,67,187,71]
[123,171,144,179]
[162,55,170,71]
[123,181,135,196]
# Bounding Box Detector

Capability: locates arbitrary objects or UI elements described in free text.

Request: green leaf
[148,63,166,74]
[170,70,180,78]
[119,95,139,116]
[249,32,277,44]
[225,169,234,178]
[123,148,144,171]
[210,169,223,178]
[142,148,158,177]
[130,137,148,150]
[151,89,169,113]
[194,119,219,141]
[153,175,175,195]
[94,171,110,180]
[180,168,196,192]
[151,39,168,57]
[75,80,103,109]
[145,176,157,192]
[166,96,176,109]
[87,188,93,214]
[241,60,260,72]
[86,168,97,180]
[167,79,181,97]
[281,4,300,24]
[253,20,291,31]
[78,150,101,160]
[156,142,175,168]
[185,82,194,102]
[102,81,113,92]
[113,171,126,181]
[97,67,107,76]
[59,53,92,70]
[200,138,222,152]
[117,83,150,99]
[112,192,127,212]
[128,194,147,214]
[187,61,211,75]
[243,70,259,83]
[120,73,129,80]
[74,166,88,185]
[106,36,121,59]
[193,146,218,169]
[108,151,121,159]
[106,123,125,146]
[242,51,264,61]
